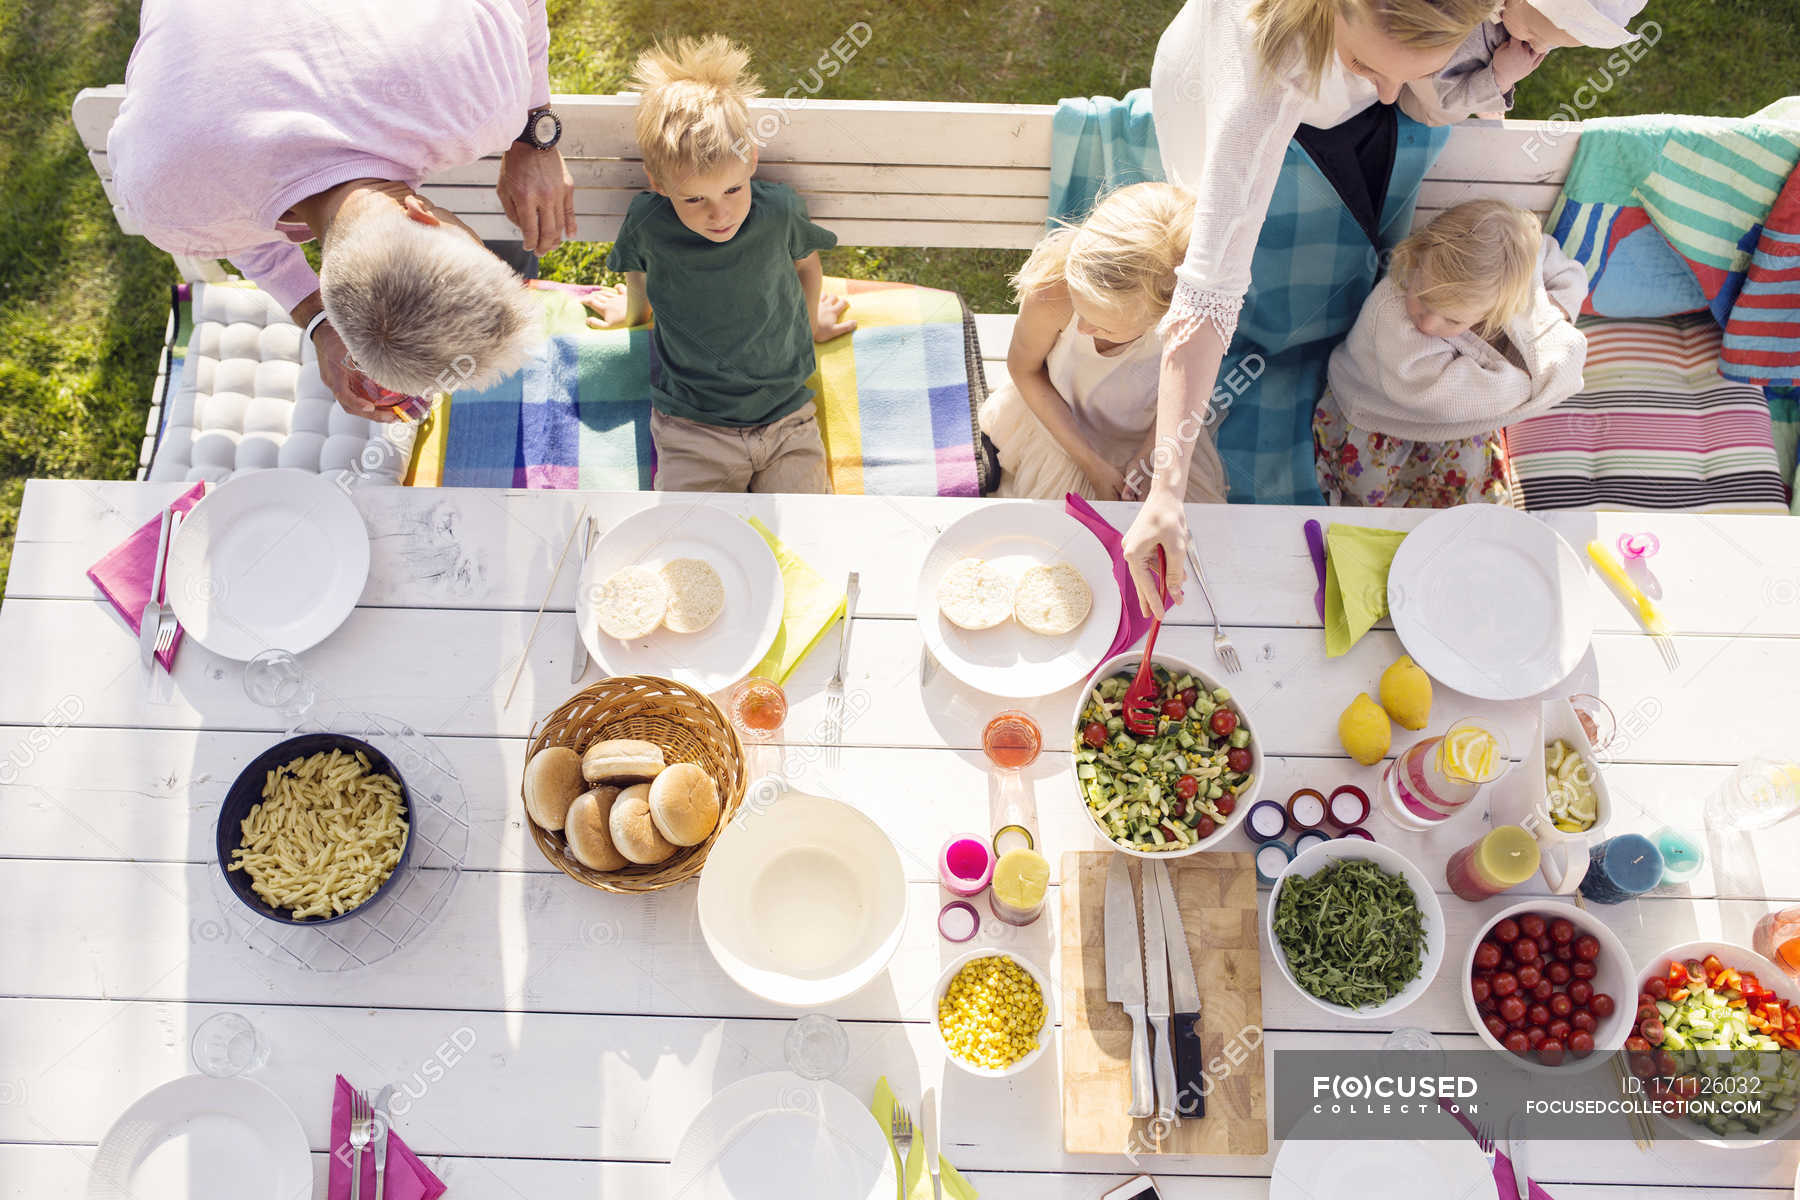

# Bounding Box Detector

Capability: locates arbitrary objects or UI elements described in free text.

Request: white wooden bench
[70,88,1580,473]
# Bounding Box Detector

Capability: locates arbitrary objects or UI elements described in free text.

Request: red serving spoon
[1122,547,1169,737]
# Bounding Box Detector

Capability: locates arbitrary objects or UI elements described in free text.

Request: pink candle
[1328,785,1370,830]
[939,835,994,897]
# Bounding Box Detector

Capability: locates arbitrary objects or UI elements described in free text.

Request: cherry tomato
[1636,991,1657,1011]
[1484,1015,1509,1042]
[1549,918,1575,944]
[1494,918,1521,943]
[1194,817,1216,839]
[1520,913,1547,939]
[1624,1035,1651,1054]
[1532,979,1554,1001]
[1568,1030,1595,1058]
[1083,722,1109,749]
[1179,687,1199,707]
[1527,1003,1551,1026]
[1162,699,1188,720]
[1209,709,1238,736]
[1162,823,1182,842]
[1536,933,1553,954]
[1568,980,1593,1006]
[1640,1016,1665,1045]
[1226,747,1252,773]
[1499,995,1527,1024]
[1645,977,1669,1000]
[1628,1051,1657,1079]
[1471,978,1492,1004]
[1655,1048,1679,1077]
[1553,943,1575,962]
[1215,795,1237,815]
[1504,1031,1530,1055]
[1571,961,1596,980]
[1478,993,1498,1013]
[1636,1004,1661,1029]
[1546,962,1571,985]
[1175,775,1199,800]
[1547,1018,1572,1043]
[1574,934,1601,961]
[1474,942,1503,970]
[1537,1038,1566,1066]
[1516,964,1541,989]
[1571,1010,1597,1034]
[1492,972,1519,997]
[1526,1025,1548,1049]
[1550,993,1573,1018]
[1588,992,1615,1017]
[1514,938,1540,963]
[1500,957,1517,974]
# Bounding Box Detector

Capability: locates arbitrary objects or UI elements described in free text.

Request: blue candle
[1579,834,1665,904]
[1653,826,1703,885]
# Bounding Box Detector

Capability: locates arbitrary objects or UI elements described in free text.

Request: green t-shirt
[607,179,838,427]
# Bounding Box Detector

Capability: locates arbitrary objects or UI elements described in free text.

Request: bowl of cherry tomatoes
[1461,902,1634,1073]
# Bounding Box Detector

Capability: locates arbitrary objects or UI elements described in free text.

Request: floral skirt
[1313,389,1517,508]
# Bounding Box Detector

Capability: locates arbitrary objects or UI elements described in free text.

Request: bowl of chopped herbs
[1266,839,1444,1019]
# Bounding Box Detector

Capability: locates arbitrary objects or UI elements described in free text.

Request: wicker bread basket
[524,675,746,894]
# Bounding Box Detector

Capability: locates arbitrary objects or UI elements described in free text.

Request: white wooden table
[3,480,1799,1199]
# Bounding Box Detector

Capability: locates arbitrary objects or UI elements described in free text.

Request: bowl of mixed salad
[1069,651,1261,856]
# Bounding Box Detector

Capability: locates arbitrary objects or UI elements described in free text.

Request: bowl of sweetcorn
[933,949,1052,1078]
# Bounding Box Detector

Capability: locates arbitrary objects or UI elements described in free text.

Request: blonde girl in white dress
[980,182,1227,504]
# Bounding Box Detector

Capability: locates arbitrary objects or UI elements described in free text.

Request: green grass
[0,0,1791,592]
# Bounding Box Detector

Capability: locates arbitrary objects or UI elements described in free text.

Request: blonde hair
[1011,182,1196,327]
[631,35,763,187]
[1250,0,1497,93]
[1389,199,1542,337]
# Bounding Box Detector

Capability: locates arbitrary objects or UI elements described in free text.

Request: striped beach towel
[406,277,989,496]
[1721,164,1800,385]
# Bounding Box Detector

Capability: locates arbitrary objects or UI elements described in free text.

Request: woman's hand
[1122,489,1189,619]
[1083,459,1128,502]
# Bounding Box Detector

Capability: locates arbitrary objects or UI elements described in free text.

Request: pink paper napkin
[1440,1100,1558,1199]
[1064,493,1171,665]
[84,482,207,670]
[329,1075,446,1200]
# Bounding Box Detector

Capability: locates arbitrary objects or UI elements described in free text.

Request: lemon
[1441,726,1500,782]
[1337,693,1391,766]
[1378,655,1433,731]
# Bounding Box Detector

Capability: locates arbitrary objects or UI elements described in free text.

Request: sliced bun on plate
[582,738,666,784]
[564,786,629,871]
[648,762,721,845]
[936,557,1014,630]
[1014,562,1093,636]
[595,566,668,640]
[660,558,726,634]
[609,782,676,864]
[523,745,586,831]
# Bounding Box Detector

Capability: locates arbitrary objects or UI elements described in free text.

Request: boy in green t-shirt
[584,35,855,493]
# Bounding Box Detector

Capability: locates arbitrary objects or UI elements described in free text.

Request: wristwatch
[516,107,562,150]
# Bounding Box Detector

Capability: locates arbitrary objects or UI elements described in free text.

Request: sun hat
[1529,0,1650,48]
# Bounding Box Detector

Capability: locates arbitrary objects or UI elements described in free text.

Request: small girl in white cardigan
[980,182,1227,503]
[1314,199,1589,508]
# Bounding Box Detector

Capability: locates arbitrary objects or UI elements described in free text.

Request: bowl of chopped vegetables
[1070,651,1261,856]
[933,949,1053,1078]
[1267,839,1443,1020]
[1629,941,1800,1148]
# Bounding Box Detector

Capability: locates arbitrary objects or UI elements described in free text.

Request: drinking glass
[1754,908,1800,983]
[1383,718,1511,830]
[191,1012,269,1078]
[243,649,317,725]
[1566,693,1616,751]
[783,1013,849,1080]
[1705,759,1800,833]
[1381,1028,1445,1074]
[982,710,1041,771]
[728,676,788,742]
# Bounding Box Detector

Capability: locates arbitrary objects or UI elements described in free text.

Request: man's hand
[497,140,577,255]
[582,285,630,329]
[312,321,401,423]
[1491,37,1547,92]
[812,293,857,342]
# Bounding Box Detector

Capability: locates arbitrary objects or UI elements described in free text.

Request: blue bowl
[216,733,413,925]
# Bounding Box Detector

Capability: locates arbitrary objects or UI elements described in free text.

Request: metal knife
[569,516,596,683]
[1141,860,1177,1122]
[1103,854,1154,1118]
[1507,1112,1528,1200]
[1150,860,1207,1118]
[1303,519,1328,621]
[371,1084,396,1200]
[921,1084,942,1200]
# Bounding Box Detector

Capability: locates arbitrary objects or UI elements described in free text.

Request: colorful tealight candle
[1288,788,1327,831]
[1293,830,1332,855]
[989,847,1050,926]
[1579,834,1665,904]
[938,900,980,943]
[1255,840,1294,886]
[1247,801,1289,843]
[991,824,1034,857]
[1338,826,1375,841]
[939,835,994,898]
[1327,785,1370,830]
[1652,826,1703,885]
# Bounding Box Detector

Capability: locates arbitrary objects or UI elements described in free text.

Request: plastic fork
[1122,548,1169,736]
[889,1100,914,1167]
[1185,541,1241,675]
[348,1088,373,1200]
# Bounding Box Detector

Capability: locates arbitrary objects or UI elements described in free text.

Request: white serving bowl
[1632,940,1800,1149]
[1461,900,1633,1074]
[1266,839,1445,1020]
[932,948,1055,1079]
[697,782,907,1007]
[1068,649,1263,857]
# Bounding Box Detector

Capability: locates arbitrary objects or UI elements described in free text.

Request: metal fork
[889,1099,914,1171]
[1183,542,1240,674]
[1473,1118,1497,1173]
[823,572,860,767]
[151,511,183,664]
[348,1088,373,1200]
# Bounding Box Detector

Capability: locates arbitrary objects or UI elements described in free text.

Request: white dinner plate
[166,469,370,661]
[914,502,1122,698]
[668,1071,897,1200]
[1271,1107,1493,1200]
[88,1074,312,1200]
[576,505,784,693]
[1386,504,1591,701]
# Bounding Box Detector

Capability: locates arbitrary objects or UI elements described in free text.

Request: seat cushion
[148,281,406,484]
[1507,315,1791,513]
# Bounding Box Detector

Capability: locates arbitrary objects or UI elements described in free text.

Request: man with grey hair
[109,0,570,421]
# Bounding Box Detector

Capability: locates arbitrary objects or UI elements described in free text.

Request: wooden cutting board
[1060,851,1268,1156]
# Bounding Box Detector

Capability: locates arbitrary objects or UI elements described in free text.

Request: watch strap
[300,310,330,366]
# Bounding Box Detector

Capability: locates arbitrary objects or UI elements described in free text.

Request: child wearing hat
[1401,0,1652,126]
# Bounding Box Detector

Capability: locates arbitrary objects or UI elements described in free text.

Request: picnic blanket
[405,276,990,496]
[1048,92,1450,503]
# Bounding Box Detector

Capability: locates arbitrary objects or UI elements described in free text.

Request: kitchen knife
[1303,520,1328,621]
[569,515,596,683]
[1150,860,1206,1118]
[1507,1112,1528,1200]
[1104,854,1154,1119]
[922,1084,942,1200]
[371,1083,396,1200]
[1140,861,1177,1122]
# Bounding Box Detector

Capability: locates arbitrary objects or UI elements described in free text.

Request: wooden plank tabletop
[3,480,1798,1197]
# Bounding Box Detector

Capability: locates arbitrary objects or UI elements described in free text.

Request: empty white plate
[669,1072,896,1200]
[1271,1107,1492,1200]
[166,469,370,661]
[1387,505,1591,701]
[576,504,785,693]
[88,1074,312,1200]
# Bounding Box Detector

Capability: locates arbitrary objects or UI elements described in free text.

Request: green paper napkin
[871,1077,978,1200]
[745,516,847,685]
[1323,524,1409,657]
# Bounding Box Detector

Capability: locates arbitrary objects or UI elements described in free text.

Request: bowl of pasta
[215,733,414,924]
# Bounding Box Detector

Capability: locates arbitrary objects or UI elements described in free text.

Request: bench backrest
[72,88,1579,270]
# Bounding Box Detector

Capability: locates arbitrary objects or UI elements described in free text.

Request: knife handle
[1150,1014,1177,1122]
[1124,1003,1154,1118]
[1170,1011,1207,1118]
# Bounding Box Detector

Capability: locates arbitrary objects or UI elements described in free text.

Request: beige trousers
[651,402,833,494]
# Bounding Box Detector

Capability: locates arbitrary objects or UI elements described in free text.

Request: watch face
[532,112,559,146]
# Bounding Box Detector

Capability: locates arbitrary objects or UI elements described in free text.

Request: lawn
[1,0,1793,591]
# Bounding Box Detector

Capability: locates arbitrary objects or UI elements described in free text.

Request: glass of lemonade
[1383,718,1511,830]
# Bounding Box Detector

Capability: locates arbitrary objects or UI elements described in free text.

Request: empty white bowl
[1266,838,1445,1020]
[698,783,907,1007]
[932,948,1054,1078]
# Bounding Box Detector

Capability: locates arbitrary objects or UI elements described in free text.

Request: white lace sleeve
[1160,281,1244,348]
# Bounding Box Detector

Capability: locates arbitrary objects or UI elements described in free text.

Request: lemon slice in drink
[1440,726,1500,782]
